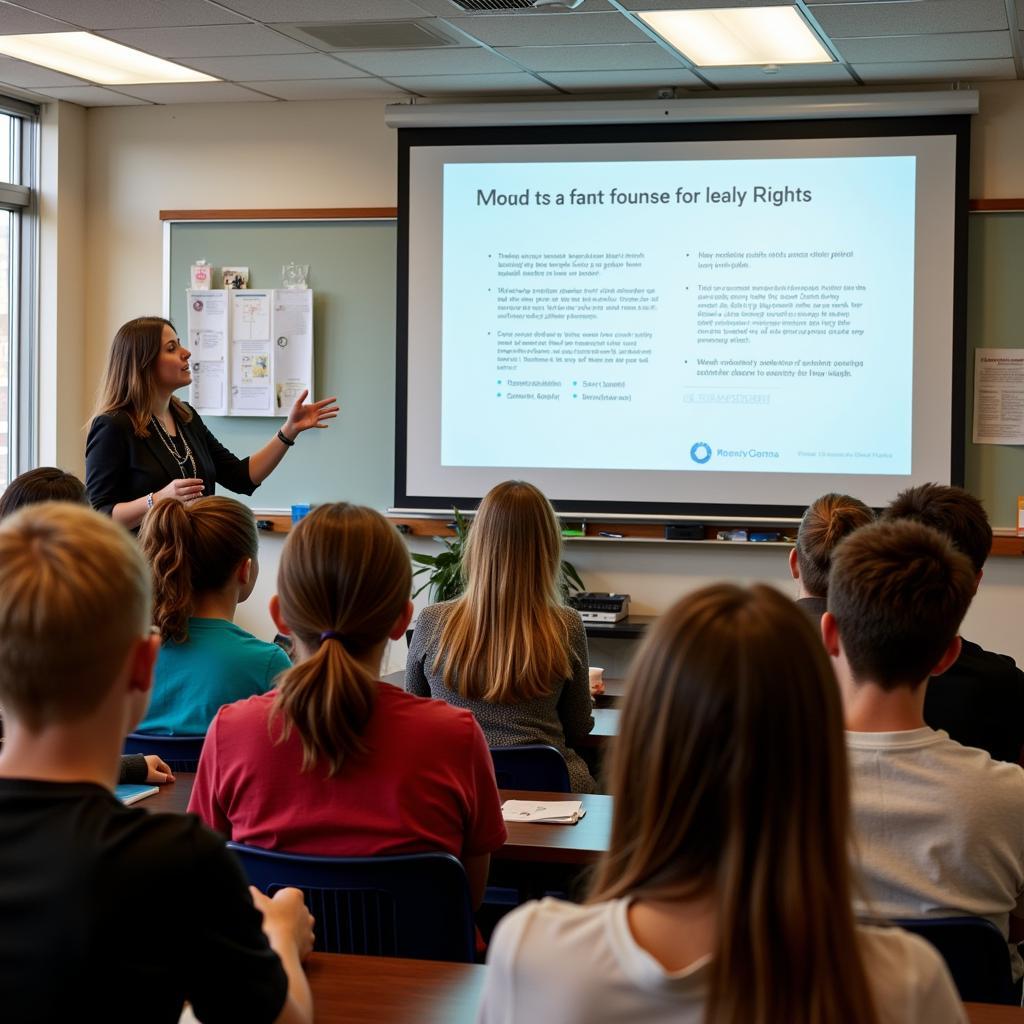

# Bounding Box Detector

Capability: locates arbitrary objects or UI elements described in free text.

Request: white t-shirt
[477,897,965,1024]
[847,727,1024,979]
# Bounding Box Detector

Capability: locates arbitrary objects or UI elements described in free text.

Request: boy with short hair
[0,503,314,1024]
[824,519,1024,979]
[884,482,1024,763]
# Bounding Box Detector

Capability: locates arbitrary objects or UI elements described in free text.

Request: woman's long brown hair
[92,316,192,437]
[434,480,570,703]
[590,584,879,1024]
[272,503,411,776]
[139,496,258,644]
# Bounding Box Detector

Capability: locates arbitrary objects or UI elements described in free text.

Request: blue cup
[291,503,311,525]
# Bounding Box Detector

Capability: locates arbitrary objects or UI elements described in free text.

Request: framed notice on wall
[187,288,313,417]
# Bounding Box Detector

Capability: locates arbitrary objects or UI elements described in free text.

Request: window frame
[0,95,40,485]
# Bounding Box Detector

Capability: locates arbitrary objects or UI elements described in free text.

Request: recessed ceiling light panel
[638,7,834,68]
[0,32,217,85]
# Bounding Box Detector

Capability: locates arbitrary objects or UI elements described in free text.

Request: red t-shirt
[188,684,507,860]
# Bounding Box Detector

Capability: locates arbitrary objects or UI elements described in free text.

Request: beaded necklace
[151,414,198,479]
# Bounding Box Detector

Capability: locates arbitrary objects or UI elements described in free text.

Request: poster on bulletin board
[187,288,313,417]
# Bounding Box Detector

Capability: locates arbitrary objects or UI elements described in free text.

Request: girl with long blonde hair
[189,504,506,909]
[478,584,964,1024]
[135,496,290,735]
[406,480,595,792]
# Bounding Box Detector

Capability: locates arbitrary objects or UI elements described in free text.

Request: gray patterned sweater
[405,601,597,793]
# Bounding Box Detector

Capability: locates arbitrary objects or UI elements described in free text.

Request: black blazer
[85,405,256,515]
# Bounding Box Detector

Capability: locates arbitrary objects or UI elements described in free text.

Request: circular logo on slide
[690,441,712,465]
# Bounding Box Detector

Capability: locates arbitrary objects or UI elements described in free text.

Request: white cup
[588,665,605,696]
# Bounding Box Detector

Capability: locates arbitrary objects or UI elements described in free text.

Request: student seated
[478,584,964,1024]
[883,482,1024,763]
[825,518,1024,981]
[0,466,173,787]
[188,503,506,909]
[0,503,313,1024]
[789,491,873,622]
[135,496,290,736]
[406,481,596,792]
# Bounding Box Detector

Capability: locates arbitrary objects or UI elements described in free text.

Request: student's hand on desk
[251,886,315,960]
[143,754,175,784]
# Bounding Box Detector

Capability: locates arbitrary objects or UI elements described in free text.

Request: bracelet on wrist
[277,429,296,448]
[146,493,154,510]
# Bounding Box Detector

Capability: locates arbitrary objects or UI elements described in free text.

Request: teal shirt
[138,618,291,736]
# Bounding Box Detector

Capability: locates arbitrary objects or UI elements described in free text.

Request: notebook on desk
[115,784,159,806]
[502,800,586,825]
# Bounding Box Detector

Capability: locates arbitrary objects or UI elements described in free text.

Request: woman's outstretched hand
[282,390,340,439]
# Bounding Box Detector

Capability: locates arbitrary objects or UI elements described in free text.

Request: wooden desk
[305,954,484,1024]
[299,954,1022,1024]
[144,775,612,867]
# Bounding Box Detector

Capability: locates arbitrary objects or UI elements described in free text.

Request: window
[0,100,38,491]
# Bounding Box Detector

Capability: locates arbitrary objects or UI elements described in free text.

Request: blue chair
[227,843,476,963]
[123,733,205,772]
[892,916,1019,1005]
[490,745,571,792]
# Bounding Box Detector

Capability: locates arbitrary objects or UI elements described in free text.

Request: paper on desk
[973,348,1024,444]
[502,800,586,825]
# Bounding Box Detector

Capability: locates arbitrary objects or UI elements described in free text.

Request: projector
[569,592,631,624]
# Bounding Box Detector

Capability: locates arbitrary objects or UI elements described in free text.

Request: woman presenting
[86,316,338,528]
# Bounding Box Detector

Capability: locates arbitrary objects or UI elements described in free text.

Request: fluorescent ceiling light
[0,32,217,85]
[638,7,833,67]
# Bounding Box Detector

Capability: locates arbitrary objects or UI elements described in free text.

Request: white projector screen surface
[398,122,967,516]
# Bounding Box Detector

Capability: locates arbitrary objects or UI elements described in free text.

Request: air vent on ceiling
[449,0,584,11]
[289,21,456,50]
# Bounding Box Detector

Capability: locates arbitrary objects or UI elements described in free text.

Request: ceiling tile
[700,63,855,87]
[0,2,76,32]
[497,43,686,72]
[8,0,248,29]
[809,0,1008,38]
[0,54,86,86]
[852,58,1016,82]
[98,24,314,58]
[214,0,433,20]
[543,68,707,90]
[112,81,276,102]
[388,72,557,95]
[835,31,1011,63]
[183,52,364,80]
[413,0,613,13]
[238,77,414,99]
[445,12,650,46]
[30,85,151,105]
[335,46,514,75]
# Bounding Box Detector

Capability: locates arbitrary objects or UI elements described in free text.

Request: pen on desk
[598,531,624,538]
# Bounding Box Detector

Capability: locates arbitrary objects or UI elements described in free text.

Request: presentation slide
[399,125,965,515]
[441,155,915,476]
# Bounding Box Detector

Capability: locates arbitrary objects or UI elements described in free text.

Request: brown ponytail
[272,503,411,777]
[795,492,874,598]
[139,496,258,644]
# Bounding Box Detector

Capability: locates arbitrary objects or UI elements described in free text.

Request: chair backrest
[123,733,205,772]
[892,915,1019,1005]
[227,843,476,963]
[490,744,571,791]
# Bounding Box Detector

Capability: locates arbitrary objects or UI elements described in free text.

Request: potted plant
[410,507,585,604]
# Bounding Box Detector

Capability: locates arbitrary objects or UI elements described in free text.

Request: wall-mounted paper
[187,290,228,415]
[973,348,1024,445]
[231,292,273,414]
[272,288,314,412]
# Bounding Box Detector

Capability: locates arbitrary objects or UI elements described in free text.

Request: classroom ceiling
[0,0,1020,106]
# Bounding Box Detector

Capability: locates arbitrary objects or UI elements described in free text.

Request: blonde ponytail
[272,503,411,776]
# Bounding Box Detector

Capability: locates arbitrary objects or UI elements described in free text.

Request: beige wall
[52,84,1024,663]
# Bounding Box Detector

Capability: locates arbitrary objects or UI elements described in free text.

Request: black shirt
[924,637,1024,764]
[85,404,256,516]
[0,779,287,1024]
